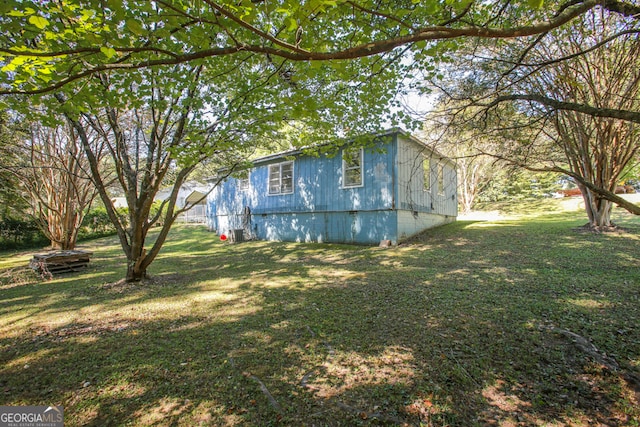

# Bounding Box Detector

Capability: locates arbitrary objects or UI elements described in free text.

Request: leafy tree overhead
[50,35,396,282]
[1,0,639,100]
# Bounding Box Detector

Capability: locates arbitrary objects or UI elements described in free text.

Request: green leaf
[8,7,35,17]
[1,62,16,72]
[126,19,144,35]
[414,40,427,50]
[527,0,544,9]
[287,18,297,32]
[100,46,117,59]
[28,15,49,29]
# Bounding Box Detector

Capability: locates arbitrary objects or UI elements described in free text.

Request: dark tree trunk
[126,249,148,282]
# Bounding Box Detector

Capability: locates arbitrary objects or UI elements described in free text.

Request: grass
[1,198,639,426]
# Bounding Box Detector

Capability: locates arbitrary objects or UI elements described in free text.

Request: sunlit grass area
[1,201,639,426]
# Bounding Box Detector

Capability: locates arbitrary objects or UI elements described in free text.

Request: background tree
[423,103,562,212]
[0,110,28,220]
[432,9,640,226]
[0,118,101,249]
[0,110,46,249]
[422,105,506,213]
[505,10,639,226]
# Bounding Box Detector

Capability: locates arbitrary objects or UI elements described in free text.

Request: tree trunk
[579,185,614,228]
[126,249,147,282]
[51,236,76,250]
[126,264,147,282]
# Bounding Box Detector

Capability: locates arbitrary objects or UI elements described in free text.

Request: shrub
[0,217,48,250]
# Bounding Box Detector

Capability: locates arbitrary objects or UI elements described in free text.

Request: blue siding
[253,210,397,244]
[209,136,398,244]
[246,142,395,214]
[207,131,456,244]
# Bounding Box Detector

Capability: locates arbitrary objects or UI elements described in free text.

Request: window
[423,156,431,191]
[238,174,250,191]
[268,161,294,195]
[342,147,363,188]
[437,163,445,195]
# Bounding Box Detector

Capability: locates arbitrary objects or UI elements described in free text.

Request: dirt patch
[572,223,629,234]
[101,274,185,293]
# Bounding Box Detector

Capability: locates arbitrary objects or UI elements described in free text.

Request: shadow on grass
[1,217,639,426]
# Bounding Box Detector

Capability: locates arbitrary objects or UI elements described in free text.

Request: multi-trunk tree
[51,41,399,282]
[506,10,639,227]
[58,64,260,282]
[0,118,101,249]
[433,9,639,227]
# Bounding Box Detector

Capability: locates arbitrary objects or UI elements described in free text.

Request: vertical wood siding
[395,134,457,240]
[208,137,398,244]
[207,131,457,244]
[396,135,457,216]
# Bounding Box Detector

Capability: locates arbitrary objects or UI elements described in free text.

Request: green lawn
[1,200,639,426]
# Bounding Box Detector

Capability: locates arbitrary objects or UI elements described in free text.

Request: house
[206,129,457,245]
[155,182,209,223]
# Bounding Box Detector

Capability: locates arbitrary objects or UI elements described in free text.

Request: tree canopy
[1,0,639,97]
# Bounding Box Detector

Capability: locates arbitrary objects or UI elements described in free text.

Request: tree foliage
[1,0,639,98]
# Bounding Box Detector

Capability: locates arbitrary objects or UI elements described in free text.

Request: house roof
[154,182,210,202]
[185,190,207,205]
[208,128,455,182]
[249,128,454,168]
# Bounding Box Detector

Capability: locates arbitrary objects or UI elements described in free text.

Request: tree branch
[0,0,607,96]
[488,94,640,124]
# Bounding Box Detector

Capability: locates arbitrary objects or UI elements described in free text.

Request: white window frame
[342,147,364,189]
[268,161,294,195]
[238,173,250,191]
[437,163,445,196]
[423,155,431,191]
